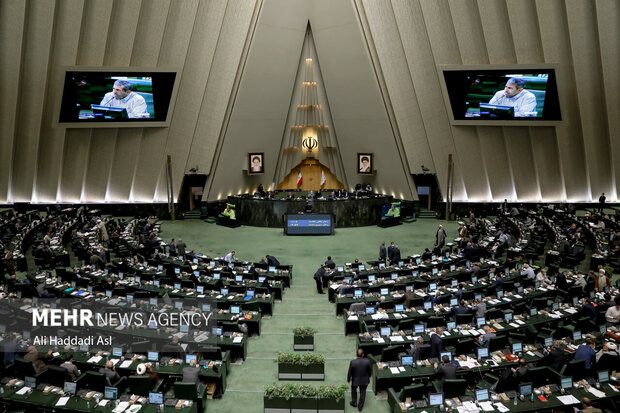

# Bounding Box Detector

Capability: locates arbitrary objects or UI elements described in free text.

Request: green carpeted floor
[159,218,458,413]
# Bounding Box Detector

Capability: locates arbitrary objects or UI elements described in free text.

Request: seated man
[99,79,148,118]
[488,77,537,117]
[99,360,120,381]
[434,355,457,390]
[182,358,201,389]
[220,204,236,220]
[573,339,596,370]
[60,353,80,381]
[478,325,496,347]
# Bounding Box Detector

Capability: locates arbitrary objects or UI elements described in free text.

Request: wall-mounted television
[439,65,562,126]
[56,67,179,128]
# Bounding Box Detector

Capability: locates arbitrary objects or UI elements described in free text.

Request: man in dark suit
[324,256,335,269]
[314,266,325,294]
[543,341,566,371]
[387,242,395,261]
[429,328,445,358]
[266,255,280,267]
[434,355,457,390]
[379,243,386,261]
[182,359,201,389]
[347,349,371,411]
[391,245,401,264]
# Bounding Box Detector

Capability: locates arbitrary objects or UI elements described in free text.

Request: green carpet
[159,219,458,413]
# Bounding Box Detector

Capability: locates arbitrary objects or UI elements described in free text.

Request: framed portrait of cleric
[248,152,265,175]
[357,153,373,175]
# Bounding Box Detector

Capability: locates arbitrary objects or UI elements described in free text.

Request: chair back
[127,375,152,396]
[83,371,110,392]
[443,379,468,398]
[174,381,198,401]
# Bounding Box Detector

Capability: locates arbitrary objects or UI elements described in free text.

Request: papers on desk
[347,315,358,321]
[477,402,495,411]
[509,322,520,328]
[233,336,243,343]
[609,383,619,392]
[418,309,426,315]
[88,355,103,363]
[56,396,70,406]
[514,319,525,325]
[16,387,31,395]
[390,335,404,342]
[113,401,130,413]
[513,294,522,299]
[460,401,479,412]
[588,386,606,398]
[330,284,340,290]
[494,402,509,412]
[373,337,385,344]
[564,308,578,314]
[468,329,481,336]
[119,360,133,368]
[389,367,400,374]
[52,352,61,357]
[557,394,580,405]
[502,297,512,302]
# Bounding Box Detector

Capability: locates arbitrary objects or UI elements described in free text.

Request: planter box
[278,363,325,381]
[291,397,318,413]
[294,335,314,351]
[264,396,291,413]
[301,363,325,381]
[318,398,345,413]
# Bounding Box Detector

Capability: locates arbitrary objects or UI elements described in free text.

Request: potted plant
[301,352,325,380]
[264,382,293,412]
[317,384,347,412]
[277,352,325,381]
[290,384,318,413]
[277,352,303,380]
[293,326,316,351]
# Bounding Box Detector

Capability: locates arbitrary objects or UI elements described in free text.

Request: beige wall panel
[531,127,563,200]
[0,1,26,202]
[104,0,142,66]
[535,0,587,201]
[447,0,488,64]
[503,127,539,201]
[565,0,611,200]
[187,0,258,197]
[506,0,544,62]
[204,0,306,200]
[361,0,434,174]
[154,0,230,202]
[132,1,198,201]
[596,0,620,201]
[83,129,118,202]
[107,130,142,201]
[60,0,113,201]
[477,128,514,200]
[35,0,85,202]
[477,0,516,64]
[311,1,415,198]
[59,129,91,202]
[10,0,56,202]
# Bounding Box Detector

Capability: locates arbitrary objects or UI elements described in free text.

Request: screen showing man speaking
[59,71,176,124]
[442,68,561,122]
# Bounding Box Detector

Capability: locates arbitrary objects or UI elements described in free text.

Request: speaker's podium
[91,104,128,119]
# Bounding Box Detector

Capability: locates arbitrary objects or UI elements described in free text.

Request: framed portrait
[357,152,373,175]
[248,152,264,175]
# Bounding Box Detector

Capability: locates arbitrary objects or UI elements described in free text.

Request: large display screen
[381,202,401,220]
[285,214,333,235]
[58,69,178,127]
[441,66,561,124]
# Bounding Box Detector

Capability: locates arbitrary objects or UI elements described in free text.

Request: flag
[321,170,326,186]
[296,170,303,186]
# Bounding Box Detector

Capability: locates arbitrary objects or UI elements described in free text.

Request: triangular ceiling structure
[205,0,416,201]
[273,22,346,188]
